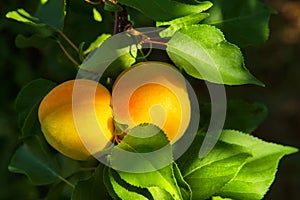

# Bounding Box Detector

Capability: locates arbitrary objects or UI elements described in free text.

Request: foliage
[4,0,298,199]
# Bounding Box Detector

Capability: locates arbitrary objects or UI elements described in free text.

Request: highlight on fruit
[112,61,191,143]
[38,79,114,161]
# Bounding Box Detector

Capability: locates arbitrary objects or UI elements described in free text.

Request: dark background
[0,0,299,199]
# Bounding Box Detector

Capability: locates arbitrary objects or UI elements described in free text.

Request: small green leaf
[15,34,52,48]
[83,33,111,55]
[93,8,102,22]
[177,132,252,200]
[15,79,56,138]
[217,130,298,200]
[104,1,123,12]
[6,9,42,26]
[157,13,210,38]
[72,164,110,200]
[167,24,263,86]
[35,0,66,31]
[8,135,62,185]
[118,0,212,21]
[205,0,276,47]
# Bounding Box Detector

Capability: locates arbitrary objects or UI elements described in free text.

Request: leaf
[104,167,149,200]
[79,33,136,79]
[109,124,185,199]
[173,163,192,200]
[200,100,268,133]
[167,24,263,86]
[217,130,298,200]
[204,0,276,47]
[118,0,212,21]
[6,9,41,26]
[177,132,252,200]
[15,34,52,48]
[83,33,111,55]
[157,13,210,38]
[104,1,123,12]
[8,134,62,185]
[35,0,66,31]
[93,8,102,22]
[15,79,56,138]
[72,164,111,200]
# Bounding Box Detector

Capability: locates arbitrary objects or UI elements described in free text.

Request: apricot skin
[38,79,114,161]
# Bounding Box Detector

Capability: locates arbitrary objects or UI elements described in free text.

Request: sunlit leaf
[205,0,276,47]
[118,0,212,21]
[217,130,298,199]
[167,24,263,86]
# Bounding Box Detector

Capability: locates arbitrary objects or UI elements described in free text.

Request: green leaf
[217,130,298,200]
[104,1,123,12]
[167,24,263,86]
[8,135,62,185]
[92,8,102,22]
[79,33,136,72]
[109,124,185,199]
[15,34,52,48]
[104,167,149,200]
[205,0,276,47]
[15,79,56,138]
[118,0,212,21]
[177,133,252,200]
[6,9,43,26]
[35,0,66,31]
[173,163,192,200]
[83,33,111,55]
[200,100,268,133]
[72,164,111,200]
[6,0,66,32]
[79,33,136,87]
[157,13,210,38]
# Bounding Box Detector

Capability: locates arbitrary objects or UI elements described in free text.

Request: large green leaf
[217,130,298,200]
[109,124,185,199]
[104,167,150,200]
[15,79,56,138]
[72,164,111,200]
[205,0,276,47]
[177,133,252,200]
[118,0,212,21]
[35,0,66,31]
[6,0,66,32]
[167,24,263,86]
[78,33,136,87]
[157,13,210,38]
[9,135,63,185]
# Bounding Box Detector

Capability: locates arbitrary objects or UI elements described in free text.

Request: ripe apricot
[38,79,114,160]
[112,62,191,143]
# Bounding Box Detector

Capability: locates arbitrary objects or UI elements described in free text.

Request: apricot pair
[38,62,191,160]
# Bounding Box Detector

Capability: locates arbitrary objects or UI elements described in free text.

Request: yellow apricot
[112,62,191,143]
[38,79,114,160]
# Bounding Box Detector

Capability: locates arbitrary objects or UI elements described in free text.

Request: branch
[113,5,133,34]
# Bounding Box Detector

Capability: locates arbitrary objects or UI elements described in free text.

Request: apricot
[112,62,191,143]
[38,79,114,160]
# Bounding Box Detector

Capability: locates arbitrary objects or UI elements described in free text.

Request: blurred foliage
[0,0,299,199]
